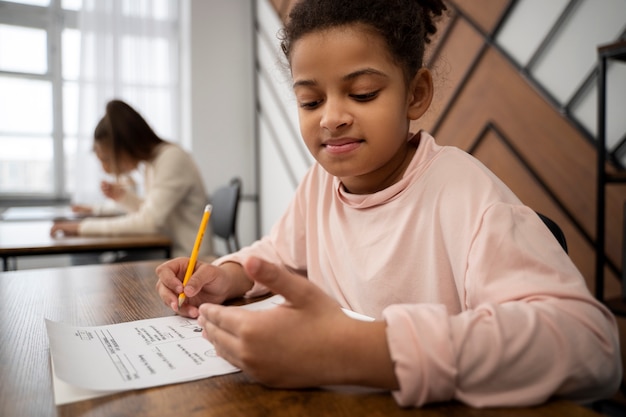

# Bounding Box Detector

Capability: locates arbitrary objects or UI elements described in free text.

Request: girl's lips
[323,139,363,154]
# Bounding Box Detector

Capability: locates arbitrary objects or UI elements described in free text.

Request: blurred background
[0,1,625,403]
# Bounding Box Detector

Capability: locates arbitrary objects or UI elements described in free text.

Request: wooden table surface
[0,220,171,269]
[0,261,603,417]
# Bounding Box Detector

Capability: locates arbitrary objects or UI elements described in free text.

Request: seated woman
[51,99,213,259]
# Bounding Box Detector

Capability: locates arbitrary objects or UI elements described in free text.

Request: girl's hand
[50,221,81,237]
[155,258,252,318]
[100,180,126,201]
[197,257,397,389]
[71,204,93,215]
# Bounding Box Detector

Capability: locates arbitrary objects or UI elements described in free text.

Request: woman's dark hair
[93,99,164,171]
[279,0,446,81]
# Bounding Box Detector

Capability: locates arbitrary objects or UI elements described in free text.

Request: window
[0,0,181,201]
[0,0,80,199]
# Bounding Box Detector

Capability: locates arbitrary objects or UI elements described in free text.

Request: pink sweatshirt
[215,132,621,407]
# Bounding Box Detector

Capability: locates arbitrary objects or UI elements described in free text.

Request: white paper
[50,359,120,405]
[46,294,372,404]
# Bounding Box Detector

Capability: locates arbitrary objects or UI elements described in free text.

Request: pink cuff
[383,304,456,407]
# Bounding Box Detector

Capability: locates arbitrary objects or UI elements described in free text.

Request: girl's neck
[341,139,419,195]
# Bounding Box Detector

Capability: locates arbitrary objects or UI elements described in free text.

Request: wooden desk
[0,261,603,417]
[0,220,171,270]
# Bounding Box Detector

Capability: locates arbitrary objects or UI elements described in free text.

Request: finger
[155,265,182,294]
[201,325,241,369]
[182,262,218,298]
[155,258,188,309]
[50,223,69,237]
[155,280,179,312]
[199,303,250,338]
[155,257,188,285]
[242,257,319,307]
[198,304,245,368]
[178,303,200,319]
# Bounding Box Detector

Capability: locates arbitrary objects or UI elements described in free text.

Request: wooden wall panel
[419,15,483,133]
[451,0,510,34]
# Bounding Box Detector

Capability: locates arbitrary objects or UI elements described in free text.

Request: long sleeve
[114,175,142,213]
[214,132,621,407]
[79,143,211,257]
[89,175,137,216]
[383,203,621,407]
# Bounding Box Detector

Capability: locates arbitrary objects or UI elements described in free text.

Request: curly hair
[279,0,446,82]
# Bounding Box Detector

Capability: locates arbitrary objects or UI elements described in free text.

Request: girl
[52,99,213,258]
[155,0,621,408]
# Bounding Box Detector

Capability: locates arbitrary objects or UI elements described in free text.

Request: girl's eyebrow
[343,67,388,81]
[293,67,388,89]
[293,79,316,89]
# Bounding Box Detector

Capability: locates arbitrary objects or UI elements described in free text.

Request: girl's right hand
[155,258,252,318]
[100,180,126,201]
[71,204,93,215]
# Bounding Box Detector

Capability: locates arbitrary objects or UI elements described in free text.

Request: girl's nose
[319,98,352,131]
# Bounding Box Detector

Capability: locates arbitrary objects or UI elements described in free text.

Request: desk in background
[0,205,126,222]
[0,260,604,417]
[0,220,171,270]
[0,205,90,222]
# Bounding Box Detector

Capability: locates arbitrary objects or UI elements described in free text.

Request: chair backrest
[536,212,568,253]
[210,177,242,253]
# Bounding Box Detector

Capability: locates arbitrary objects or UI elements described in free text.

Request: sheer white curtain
[72,0,181,205]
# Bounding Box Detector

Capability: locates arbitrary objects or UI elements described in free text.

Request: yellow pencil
[178,204,212,308]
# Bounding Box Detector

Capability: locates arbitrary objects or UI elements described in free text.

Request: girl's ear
[406,68,434,121]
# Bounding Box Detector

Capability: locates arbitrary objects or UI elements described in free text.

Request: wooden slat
[418,16,485,133]
[449,0,511,35]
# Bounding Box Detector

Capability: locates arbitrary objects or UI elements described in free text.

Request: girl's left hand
[101,180,126,201]
[50,221,81,237]
[197,257,397,389]
[71,204,93,215]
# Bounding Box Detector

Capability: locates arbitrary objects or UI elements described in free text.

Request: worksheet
[46,294,373,405]
[46,295,285,404]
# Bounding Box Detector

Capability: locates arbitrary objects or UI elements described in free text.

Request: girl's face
[93,141,137,175]
[290,24,432,194]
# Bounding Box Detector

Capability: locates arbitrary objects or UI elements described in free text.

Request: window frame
[0,0,78,203]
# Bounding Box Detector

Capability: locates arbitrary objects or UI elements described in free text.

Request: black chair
[536,212,568,253]
[210,177,242,254]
